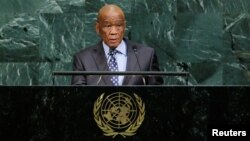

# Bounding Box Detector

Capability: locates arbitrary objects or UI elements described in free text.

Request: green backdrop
[0,0,250,85]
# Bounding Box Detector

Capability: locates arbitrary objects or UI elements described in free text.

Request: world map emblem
[93,92,145,138]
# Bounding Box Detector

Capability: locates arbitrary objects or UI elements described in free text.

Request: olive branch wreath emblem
[93,93,145,138]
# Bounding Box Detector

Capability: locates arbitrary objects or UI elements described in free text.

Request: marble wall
[0,0,250,85]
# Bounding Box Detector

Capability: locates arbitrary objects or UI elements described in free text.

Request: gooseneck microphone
[96,51,112,85]
[132,46,146,85]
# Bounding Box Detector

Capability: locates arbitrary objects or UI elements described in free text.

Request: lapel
[122,40,138,85]
[91,42,113,85]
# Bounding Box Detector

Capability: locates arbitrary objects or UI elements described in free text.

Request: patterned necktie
[108,49,119,86]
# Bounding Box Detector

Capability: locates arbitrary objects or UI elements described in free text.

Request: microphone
[96,51,112,85]
[132,46,146,85]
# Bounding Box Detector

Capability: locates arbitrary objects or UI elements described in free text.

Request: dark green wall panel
[0,0,250,85]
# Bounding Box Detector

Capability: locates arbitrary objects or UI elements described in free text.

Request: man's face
[96,11,126,48]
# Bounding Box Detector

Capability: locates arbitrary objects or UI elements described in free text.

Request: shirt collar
[103,40,127,56]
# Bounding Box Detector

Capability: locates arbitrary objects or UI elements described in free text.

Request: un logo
[93,92,145,138]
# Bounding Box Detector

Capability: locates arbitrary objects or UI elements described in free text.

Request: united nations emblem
[93,92,145,138]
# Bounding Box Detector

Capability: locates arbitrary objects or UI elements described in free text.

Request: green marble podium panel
[0,86,249,140]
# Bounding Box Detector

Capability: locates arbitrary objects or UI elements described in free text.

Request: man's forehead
[100,12,125,19]
[98,4,124,17]
[97,5,125,22]
[102,19,125,22]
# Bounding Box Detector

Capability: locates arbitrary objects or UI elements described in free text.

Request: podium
[0,86,250,140]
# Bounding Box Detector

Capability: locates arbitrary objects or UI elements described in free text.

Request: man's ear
[124,20,127,29]
[95,21,100,35]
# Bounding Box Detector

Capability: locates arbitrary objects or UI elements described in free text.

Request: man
[71,4,163,85]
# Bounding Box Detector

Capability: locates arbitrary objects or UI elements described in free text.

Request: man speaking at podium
[71,4,163,85]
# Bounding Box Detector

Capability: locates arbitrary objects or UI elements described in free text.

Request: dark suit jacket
[71,39,163,85]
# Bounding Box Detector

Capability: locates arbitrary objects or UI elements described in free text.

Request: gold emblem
[93,92,145,138]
